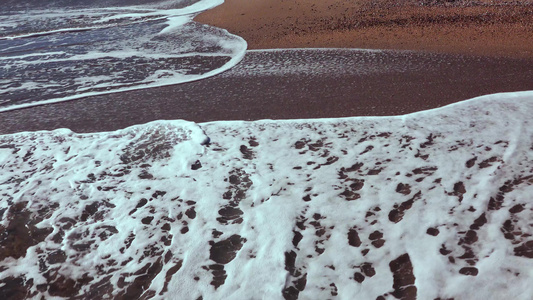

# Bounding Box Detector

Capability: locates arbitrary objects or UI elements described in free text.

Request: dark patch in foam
[185,207,196,219]
[488,194,505,211]
[509,204,525,214]
[412,166,438,175]
[191,160,202,170]
[446,181,467,202]
[219,169,252,224]
[360,145,374,155]
[141,216,154,224]
[396,183,411,195]
[478,156,499,168]
[283,215,309,300]
[389,253,417,300]
[209,264,227,289]
[459,267,479,276]
[353,272,365,283]
[426,227,439,236]
[360,262,376,277]
[388,191,422,223]
[329,283,338,296]
[282,249,307,300]
[0,202,53,262]
[217,206,243,224]
[340,189,360,201]
[369,230,385,248]
[454,181,466,194]
[160,261,183,294]
[470,213,487,230]
[294,140,306,149]
[209,235,245,264]
[282,273,307,300]
[489,176,533,211]
[138,169,154,179]
[338,163,364,179]
[348,227,362,247]
[208,235,246,289]
[350,179,365,190]
[367,168,382,175]
[514,241,533,258]
[420,133,436,148]
[292,231,303,247]
[466,157,477,168]
[459,230,478,245]
[239,145,254,160]
[309,214,329,254]
[340,178,364,201]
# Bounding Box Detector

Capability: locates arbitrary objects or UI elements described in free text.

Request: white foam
[1,92,532,299]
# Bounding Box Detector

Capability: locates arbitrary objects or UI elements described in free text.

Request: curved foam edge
[0,0,247,114]
[199,90,533,126]
[2,90,531,137]
[0,32,247,114]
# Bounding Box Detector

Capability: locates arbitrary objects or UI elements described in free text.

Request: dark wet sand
[1,49,532,134]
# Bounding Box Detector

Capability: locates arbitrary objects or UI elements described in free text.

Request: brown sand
[195,0,533,58]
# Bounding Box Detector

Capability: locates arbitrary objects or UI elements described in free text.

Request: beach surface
[195,0,533,58]
[1,1,533,299]
[1,48,533,134]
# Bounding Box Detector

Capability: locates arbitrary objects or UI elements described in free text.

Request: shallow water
[2,48,532,135]
[0,0,246,111]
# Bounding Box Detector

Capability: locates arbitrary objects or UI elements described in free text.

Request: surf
[0,0,247,112]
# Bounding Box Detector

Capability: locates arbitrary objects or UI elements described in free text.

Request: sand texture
[195,0,533,58]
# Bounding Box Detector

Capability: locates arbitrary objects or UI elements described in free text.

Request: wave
[0,92,532,298]
[0,0,247,112]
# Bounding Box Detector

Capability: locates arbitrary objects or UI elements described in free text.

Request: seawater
[0,0,247,112]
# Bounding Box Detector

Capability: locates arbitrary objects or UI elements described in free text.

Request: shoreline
[1,48,532,135]
[195,0,533,58]
[2,0,533,134]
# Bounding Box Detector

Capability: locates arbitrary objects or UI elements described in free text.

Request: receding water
[0,0,247,112]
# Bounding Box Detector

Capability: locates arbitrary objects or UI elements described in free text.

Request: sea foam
[0,91,532,299]
[0,0,246,112]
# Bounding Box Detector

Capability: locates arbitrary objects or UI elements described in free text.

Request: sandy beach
[195,0,533,58]
[2,1,533,299]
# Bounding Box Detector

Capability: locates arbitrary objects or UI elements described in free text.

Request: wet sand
[195,0,533,58]
[1,49,532,134]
